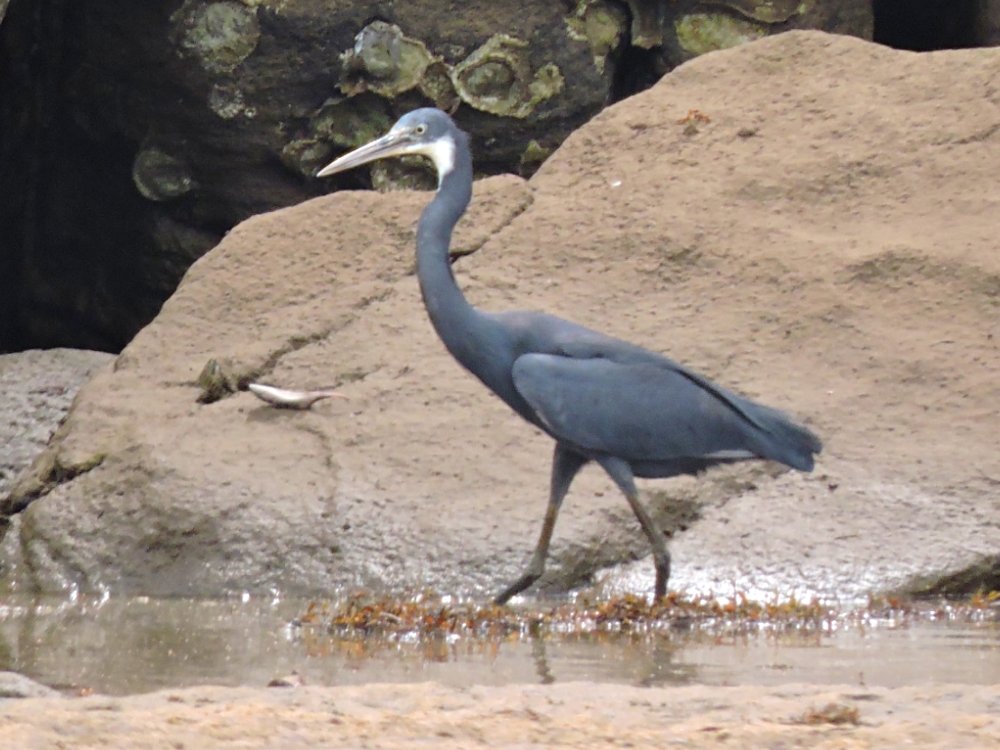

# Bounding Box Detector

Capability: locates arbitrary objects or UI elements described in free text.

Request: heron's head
[316,108,457,185]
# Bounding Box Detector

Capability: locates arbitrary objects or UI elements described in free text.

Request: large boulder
[0,0,621,352]
[0,1,874,353]
[4,31,999,601]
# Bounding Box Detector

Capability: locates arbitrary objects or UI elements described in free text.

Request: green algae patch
[721,0,806,24]
[452,35,564,119]
[336,25,564,118]
[196,357,244,403]
[675,11,768,56]
[624,0,666,48]
[340,21,437,98]
[520,139,552,175]
[310,97,394,152]
[173,0,260,73]
[565,1,628,74]
[282,97,394,178]
[338,22,460,111]
[370,158,437,193]
[418,60,461,112]
[132,148,197,202]
[208,83,256,120]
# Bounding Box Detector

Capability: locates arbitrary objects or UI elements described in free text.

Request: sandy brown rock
[4,32,1000,600]
[2,681,1000,748]
[6,176,536,596]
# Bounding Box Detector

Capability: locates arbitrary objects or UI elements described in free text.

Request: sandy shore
[3,680,998,748]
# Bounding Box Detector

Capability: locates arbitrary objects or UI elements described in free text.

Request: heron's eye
[414,124,427,135]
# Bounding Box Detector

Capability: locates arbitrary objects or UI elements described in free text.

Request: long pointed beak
[316,131,411,178]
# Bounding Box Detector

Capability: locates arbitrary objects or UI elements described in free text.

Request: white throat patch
[422,138,456,188]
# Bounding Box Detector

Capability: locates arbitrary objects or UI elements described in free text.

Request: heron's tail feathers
[742,401,823,472]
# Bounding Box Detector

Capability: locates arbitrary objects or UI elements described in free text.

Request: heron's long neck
[415,133,487,367]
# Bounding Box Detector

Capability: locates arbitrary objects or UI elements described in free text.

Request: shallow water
[1,594,999,696]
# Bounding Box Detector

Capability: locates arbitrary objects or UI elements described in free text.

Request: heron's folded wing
[511,353,764,462]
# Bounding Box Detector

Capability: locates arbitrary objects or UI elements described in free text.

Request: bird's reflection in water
[531,636,555,685]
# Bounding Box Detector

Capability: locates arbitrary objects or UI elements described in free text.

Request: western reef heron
[317,108,822,605]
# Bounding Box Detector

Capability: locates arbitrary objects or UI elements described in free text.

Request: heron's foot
[494,572,540,606]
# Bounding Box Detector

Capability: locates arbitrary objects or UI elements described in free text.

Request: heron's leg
[596,456,671,601]
[494,444,587,605]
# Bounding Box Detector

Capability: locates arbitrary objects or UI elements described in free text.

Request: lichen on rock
[312,97,394,151]
[520,139,552,175]
[624,0,668,48]
[281,138,334,179]
[675,11,769,56]
[370,158,438,193]
[281,96,395,178]
[132,147,197,202]
[338,22,462,111]
[720,0,806,24]
[340,21,437,98]
[451,35,564,119]
[565,0,629,74]
[196,358,242,403]
[208,83,256,120]
[173,0,261,74]
[418,60,461,112]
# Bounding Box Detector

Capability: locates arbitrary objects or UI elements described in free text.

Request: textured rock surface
[0,1,876,354]
[0,0,621,352]
[3,32,999,602]
[0,672,61,700]
[0,349,113,500]
[3,175,538,597]
[0,348,112,584]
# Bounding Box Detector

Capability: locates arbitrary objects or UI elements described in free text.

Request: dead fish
[248,383,347,410]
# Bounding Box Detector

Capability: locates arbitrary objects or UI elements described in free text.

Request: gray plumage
[317,108,822,604]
